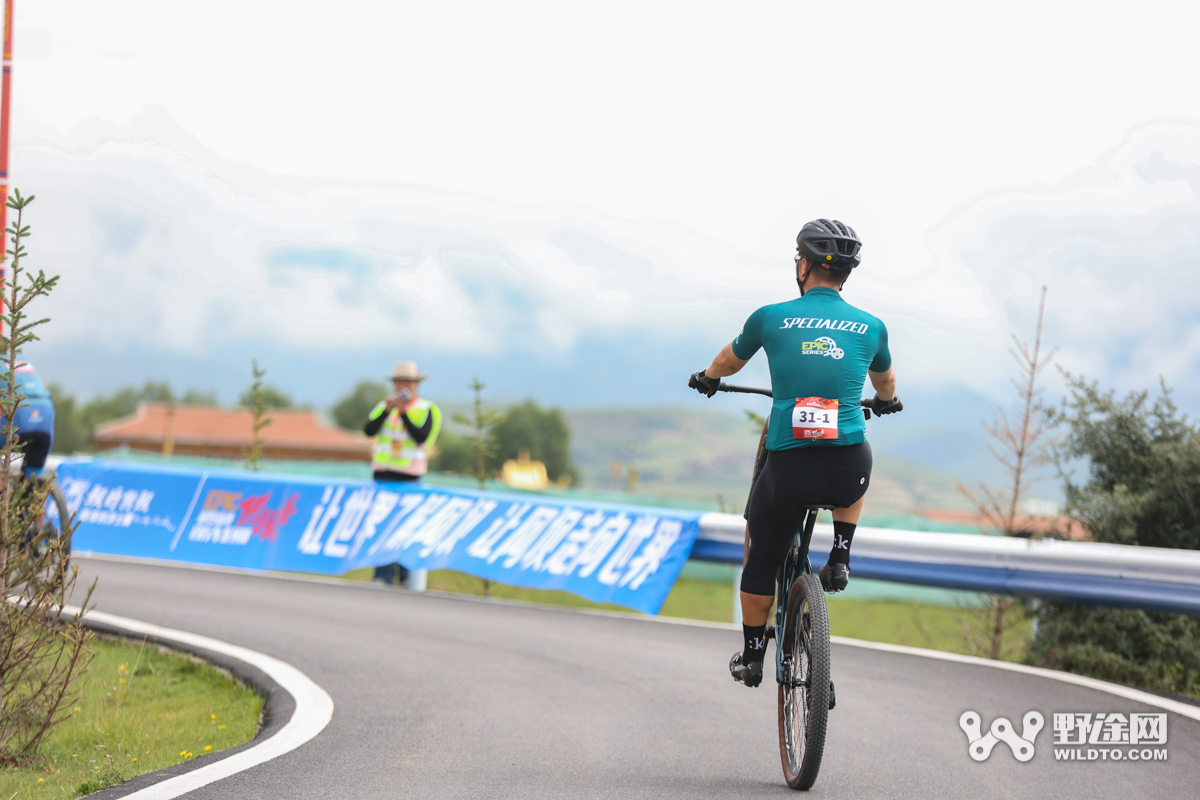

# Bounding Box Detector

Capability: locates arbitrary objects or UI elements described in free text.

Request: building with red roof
[92,403,372,462]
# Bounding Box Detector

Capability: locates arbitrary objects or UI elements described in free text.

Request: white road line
[70,607,334,799]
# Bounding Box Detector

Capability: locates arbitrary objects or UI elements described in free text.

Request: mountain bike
[715,382,884,790]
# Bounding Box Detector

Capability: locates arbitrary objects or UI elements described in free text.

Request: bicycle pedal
[829,679,837,710]
[728,652,763,688]
[764,627,775,641]
[819,562,850,593]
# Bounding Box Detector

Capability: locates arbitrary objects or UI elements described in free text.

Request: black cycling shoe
[819,562,850,593]
[729,652,764,688]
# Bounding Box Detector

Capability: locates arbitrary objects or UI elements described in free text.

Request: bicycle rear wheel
[8,477,72,591]
[22,479,71,567]
[777,572,830,790]
[46,480,72,559]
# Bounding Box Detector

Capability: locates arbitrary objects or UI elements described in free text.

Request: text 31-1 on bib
[792,397,839,440]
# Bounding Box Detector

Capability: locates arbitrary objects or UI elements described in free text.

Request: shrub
[0,190,95,763]
[1029,374,1200,697]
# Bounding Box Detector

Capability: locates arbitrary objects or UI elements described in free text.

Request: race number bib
[792,397,839,440]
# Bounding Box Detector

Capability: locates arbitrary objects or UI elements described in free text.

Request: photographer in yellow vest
[363,361,443,585]
[364,361,443,480]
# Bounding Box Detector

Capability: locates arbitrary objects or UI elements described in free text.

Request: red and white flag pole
[0,0,12,335]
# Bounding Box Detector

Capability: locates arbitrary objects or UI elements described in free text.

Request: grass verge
[828,597,1032,661]
[344,567,1032,660]
[0,634,263,799]
[342,567,736,620]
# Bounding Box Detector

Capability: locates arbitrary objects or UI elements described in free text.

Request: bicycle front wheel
[777,572,830,790]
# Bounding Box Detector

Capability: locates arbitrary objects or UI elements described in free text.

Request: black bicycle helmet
[796,219,862,269]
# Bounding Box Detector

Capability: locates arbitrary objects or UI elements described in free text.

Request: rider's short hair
[802,258,852,286]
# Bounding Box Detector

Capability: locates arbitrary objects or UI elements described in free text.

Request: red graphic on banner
[236,491,299,542]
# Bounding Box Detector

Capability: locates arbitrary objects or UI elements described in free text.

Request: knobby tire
[18,480,72,581]
[777,572,830,790]
[48,480,71,559]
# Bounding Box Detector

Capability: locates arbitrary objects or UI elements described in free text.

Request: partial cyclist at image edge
[688,218,901,689]
[0,358,71,559]
[2,359,55,476]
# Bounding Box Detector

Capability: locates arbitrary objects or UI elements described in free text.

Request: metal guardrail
[692,513,1200,617]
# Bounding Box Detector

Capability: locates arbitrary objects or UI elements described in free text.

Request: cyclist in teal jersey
[689,219,902,687]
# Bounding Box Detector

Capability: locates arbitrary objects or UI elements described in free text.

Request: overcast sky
[10,1,1200,415]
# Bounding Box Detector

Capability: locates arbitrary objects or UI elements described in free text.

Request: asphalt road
[80,558,1199,800]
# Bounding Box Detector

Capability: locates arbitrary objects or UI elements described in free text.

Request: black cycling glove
[865,394,903,416]
[689,371,721,398]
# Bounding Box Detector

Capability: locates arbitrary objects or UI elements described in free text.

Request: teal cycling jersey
[731,287,891,451]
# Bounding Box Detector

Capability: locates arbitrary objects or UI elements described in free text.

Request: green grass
[344,567,741,621]
[346,567,1032,660]
[659,577,740,622]
[828,596,1032,661]
[0,635,263,799]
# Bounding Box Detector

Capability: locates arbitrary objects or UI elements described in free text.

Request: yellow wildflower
[119,678,126,684]
[74,706,82,712]
[204,745,212,751]
[37,778,44,783]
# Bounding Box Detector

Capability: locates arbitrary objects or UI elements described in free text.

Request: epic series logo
[801,336,844,359]
[189,489,299,545]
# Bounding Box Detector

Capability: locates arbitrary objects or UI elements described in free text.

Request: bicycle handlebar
[716,382,772,397]
[716,382,895,419]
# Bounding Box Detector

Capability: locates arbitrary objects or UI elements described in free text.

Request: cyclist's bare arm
[869,367,896,401]
[706,343,749,379]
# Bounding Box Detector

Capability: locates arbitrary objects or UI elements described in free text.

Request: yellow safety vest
[368,398,442,476]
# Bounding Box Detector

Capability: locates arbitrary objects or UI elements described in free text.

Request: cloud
[920,121,1200,406]
[14,118,1200,419]
[20,135,774,362]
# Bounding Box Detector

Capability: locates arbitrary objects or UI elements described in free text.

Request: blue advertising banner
[54,459,701,615]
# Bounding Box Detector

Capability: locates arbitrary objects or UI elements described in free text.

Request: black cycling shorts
[741,442,872,596]
[17,431,51,470]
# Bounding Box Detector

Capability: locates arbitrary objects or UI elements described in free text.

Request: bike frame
[720,379,826,689]
[773,507,819,686]
[701,376,897,790]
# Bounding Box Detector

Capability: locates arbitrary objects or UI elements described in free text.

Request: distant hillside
[430,398,1036,516]
[567,406,756,504]
[565,406,975,515]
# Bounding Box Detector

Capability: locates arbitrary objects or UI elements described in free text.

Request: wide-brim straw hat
[388,361,427,382]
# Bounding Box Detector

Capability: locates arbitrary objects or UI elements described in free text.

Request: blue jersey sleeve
[731,306,768,361]
[869,319,892,372]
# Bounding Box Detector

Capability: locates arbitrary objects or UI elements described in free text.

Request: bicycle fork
[773,508,819,686]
